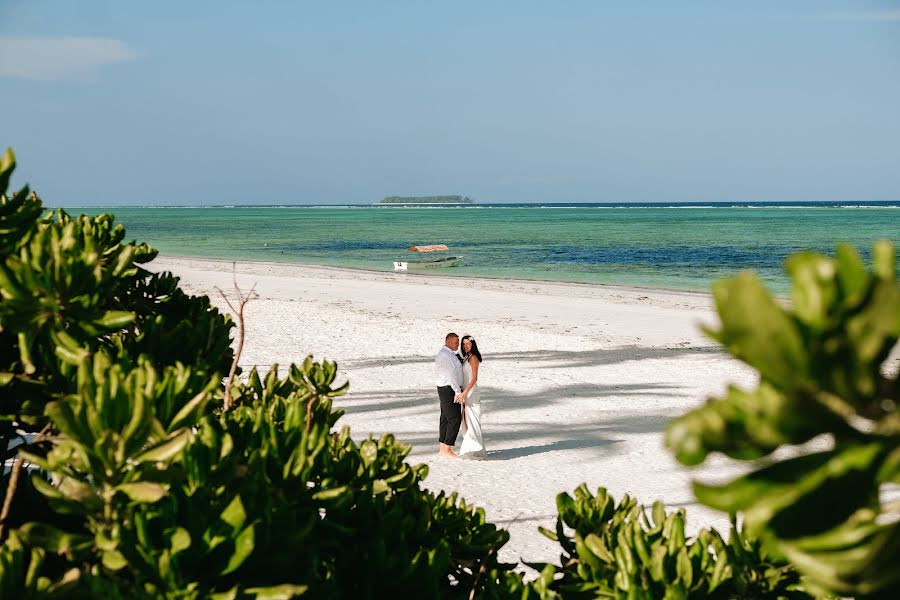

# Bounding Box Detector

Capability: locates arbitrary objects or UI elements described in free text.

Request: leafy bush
[666,242,900,598]
[528,485,815,599]
[5,142,896,598]
[0,147,513,598]
[0,152,232,470]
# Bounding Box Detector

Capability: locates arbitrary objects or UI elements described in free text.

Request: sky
[1,1,899,206]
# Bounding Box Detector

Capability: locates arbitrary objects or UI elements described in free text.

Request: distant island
[375,195,475,205]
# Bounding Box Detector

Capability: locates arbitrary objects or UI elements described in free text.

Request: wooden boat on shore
[394,245,463,271]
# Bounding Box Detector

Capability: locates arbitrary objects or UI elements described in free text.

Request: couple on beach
[434,332,486,459]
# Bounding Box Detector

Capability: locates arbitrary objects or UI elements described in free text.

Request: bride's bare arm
[460,355,479,400]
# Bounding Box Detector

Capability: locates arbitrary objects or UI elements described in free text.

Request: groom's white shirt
[434,346,463,393]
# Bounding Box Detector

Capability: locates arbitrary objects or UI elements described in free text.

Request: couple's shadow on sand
[481,438,622,461]
[341,388,675,461]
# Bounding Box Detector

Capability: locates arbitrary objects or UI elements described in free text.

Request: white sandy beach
[151,256,757,570]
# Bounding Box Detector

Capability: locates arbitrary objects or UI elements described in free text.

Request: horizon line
[49,199,900,209]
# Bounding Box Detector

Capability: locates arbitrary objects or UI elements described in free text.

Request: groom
[434,332,463,458]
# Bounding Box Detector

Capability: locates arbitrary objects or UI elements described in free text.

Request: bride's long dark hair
[460,335,482,363]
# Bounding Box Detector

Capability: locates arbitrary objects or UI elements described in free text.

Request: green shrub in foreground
[529,485,816,599]
[4,143,896,598]
[666,241,900,598]
[0,147,513,598]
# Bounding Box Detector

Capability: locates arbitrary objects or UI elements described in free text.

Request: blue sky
[1,1,899,205]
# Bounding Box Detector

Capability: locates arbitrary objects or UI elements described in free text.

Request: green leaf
[877,446,900,484]
[360,439,377,466]
[45,401,92,445]
[248,367,263,397]
[786,252,837,328]
[537,526,558,541]
[116,482,168,503]
[708,553,732,592]
[167,389,211,432]
[584,533,614,563]
[649,544,667,582]
[0,147,15,191]
[675,547,693,586]
[169,527,192,555]
[18,523,91,555]
[577,534,604,573]
[220,525,255,575]
[56,476,103,511]
[18,451,51,471]
[94,310,136,330]
[835,243,869,303]
[243,584,309,599]
[312,485,350,503]
[102,549,128,571]
[872,240,896,282]
[112,245,135,276]
[18,331,35,374]
[776,518,900,596]
[132,429,190,464]
[220,495,247,531]
[44,567,82,595]
[706,272,808,387]
[694,444,883,537]
[121,380,150,448]
[651,501,666,530]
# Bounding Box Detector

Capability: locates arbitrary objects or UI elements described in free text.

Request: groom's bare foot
[439,445,457,458]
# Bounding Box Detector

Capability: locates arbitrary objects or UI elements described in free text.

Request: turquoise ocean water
[80,203,899,293]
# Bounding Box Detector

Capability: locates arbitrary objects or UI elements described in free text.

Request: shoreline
[153,252,717,300]
[149,254,753,572]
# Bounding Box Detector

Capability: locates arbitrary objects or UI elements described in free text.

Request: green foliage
[0,150,233,461]
[0,150,42,257]
[527,485,814,599]
[666,243,900,598]
[8,142,897,598]
[0,146,513,598]
[4,357,512,597]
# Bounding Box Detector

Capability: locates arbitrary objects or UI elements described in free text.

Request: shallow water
[72,203,899,293]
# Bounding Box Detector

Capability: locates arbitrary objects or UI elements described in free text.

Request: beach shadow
[341,344,721,371]
[492,513,558,525]
[482,382,689,414]
[486,438,623,461]
[338,376,689,418]
[338,392,432,415]
[488,346,722,370]
[398,416,661,460]
[338,382,684,417]
[337,380,681,456]
[335,373,687,467]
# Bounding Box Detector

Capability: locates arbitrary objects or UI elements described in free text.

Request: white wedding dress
[458,359,486,458]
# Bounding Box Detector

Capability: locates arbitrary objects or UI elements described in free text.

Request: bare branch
[0,455,25,542]
[217,288,238,316]
[0,424,52,543]
[216,263,258,411]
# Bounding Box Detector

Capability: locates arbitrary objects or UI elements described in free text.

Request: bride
[457,335,486,459]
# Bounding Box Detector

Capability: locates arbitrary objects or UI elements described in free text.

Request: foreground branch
[0,455,25,543]
[216,263,258,411]
[0,424,51,543]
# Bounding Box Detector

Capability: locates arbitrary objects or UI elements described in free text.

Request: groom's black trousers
[437,385,462,445]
